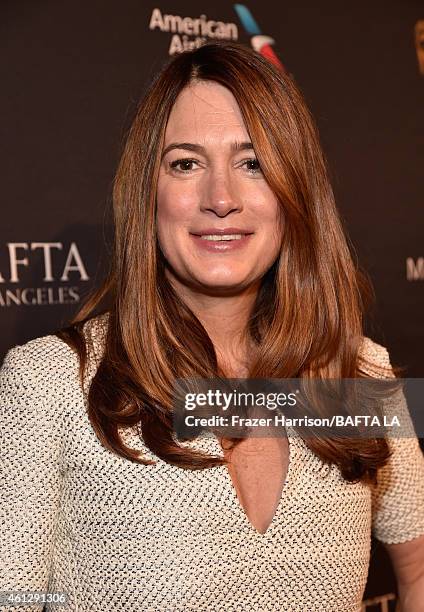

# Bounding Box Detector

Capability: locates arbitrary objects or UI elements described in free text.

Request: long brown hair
[57,41,398,484]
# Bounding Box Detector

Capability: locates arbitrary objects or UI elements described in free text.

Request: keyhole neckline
[202,429,294,536]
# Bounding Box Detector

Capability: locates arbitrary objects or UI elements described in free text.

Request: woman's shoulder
[0,311,110,387]
[0,332,82,433]
[357,336,395,378]
[1,330,78,382]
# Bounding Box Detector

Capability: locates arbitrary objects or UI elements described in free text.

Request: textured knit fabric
[1,313,424,612]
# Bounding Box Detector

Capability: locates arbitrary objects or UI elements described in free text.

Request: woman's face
[156,80,282,294]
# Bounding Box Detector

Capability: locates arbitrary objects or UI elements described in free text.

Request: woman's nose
[200,169,242,217]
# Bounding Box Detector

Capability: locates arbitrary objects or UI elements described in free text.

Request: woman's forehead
[165,81,248,141]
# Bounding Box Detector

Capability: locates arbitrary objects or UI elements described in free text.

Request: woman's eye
[169,159,198,173]
[168,157,262,175]
[242,158,262,174]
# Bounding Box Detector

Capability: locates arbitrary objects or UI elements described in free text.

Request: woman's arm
[0,341,66,611]
[363,340,424,609]
[385,533,424,611]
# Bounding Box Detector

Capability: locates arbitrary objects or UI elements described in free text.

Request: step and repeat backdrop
[1,1,423,609]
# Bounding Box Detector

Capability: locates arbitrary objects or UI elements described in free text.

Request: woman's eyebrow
[161,141,254,159]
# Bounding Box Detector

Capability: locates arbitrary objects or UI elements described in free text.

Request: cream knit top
[1,313,424,612]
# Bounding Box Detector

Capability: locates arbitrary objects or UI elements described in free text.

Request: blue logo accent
[233,4,284,71]
[234,4,262,35]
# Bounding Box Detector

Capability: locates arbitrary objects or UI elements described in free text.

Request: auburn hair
[56,41,400,485]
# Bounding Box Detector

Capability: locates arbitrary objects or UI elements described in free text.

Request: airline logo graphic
[149,8,238,54]
[233,4,284,71]
[149,5,283,69]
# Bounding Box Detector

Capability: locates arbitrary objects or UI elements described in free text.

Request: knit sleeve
[361,339,424,544]
[0,340,68,611]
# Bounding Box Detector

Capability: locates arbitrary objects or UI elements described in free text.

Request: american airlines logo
[233,4,284,70]
[148,4,283,71]
[149,8,238,54]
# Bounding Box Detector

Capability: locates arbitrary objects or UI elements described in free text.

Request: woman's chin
[192,275,256,295]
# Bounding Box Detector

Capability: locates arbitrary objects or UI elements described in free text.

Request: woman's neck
[169,274,260,377]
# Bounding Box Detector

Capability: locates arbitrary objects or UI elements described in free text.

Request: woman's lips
[190,233,253,253]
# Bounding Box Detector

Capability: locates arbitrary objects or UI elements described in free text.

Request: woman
[1,41,424,612]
